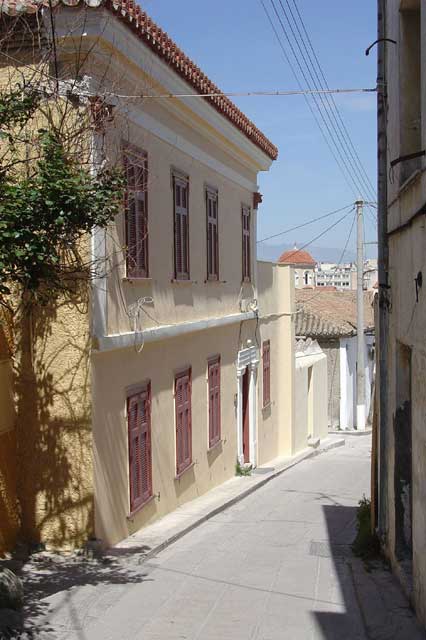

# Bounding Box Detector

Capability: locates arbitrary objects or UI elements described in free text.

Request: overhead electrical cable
[262,0,376,202]
[289,0,377,201]
[257,203,353,243]
[260,0,362,200]
[276,207,354,264]
[276,0,373,201]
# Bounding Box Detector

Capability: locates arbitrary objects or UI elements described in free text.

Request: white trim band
[95,311,256,352]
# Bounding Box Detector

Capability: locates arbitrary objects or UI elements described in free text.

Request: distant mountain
[257,242,360,264]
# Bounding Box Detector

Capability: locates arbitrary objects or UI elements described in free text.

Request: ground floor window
[127,383,152,513]
[208,356,221,447]
[175,369,192,474]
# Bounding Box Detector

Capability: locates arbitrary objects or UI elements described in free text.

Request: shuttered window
[124,147,148,278]
[263,340,271,407]
[127,384,152,513]
[206,189,219,280]
[242,205,251,281]
[175,369,192,475]
[173,175,190,280]
[208,357,221,448]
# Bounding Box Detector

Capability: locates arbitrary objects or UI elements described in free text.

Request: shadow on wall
[13,284,94,550]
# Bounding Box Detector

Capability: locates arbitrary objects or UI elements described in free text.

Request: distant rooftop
[278,247,316,266]
[295,289,375,338]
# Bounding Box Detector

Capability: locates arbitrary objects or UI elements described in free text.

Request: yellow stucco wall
[14,288,93,550]
[0,352,20,553]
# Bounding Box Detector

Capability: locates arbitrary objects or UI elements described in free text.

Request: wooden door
[242,367,250,463]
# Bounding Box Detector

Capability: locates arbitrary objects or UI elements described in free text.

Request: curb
[138,437,345,563]
[329,429,372,437]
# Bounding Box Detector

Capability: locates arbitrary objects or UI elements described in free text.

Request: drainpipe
[377,0,389,539]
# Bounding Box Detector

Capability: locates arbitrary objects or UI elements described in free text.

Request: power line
[276,207,354,264]
[262,0,376,202]
[257,203,353,243]
[287,0,377,201]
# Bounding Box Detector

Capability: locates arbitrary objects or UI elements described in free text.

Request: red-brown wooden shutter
[208,357,221,447]
[175,370,192,474]
[124,147,149,278]
[128,384,152,513]
[173,176,189,280]
[242,206,251,281]
[263,341,271,407]
[206,190,219,280]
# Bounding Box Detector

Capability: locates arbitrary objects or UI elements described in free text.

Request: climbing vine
[0,84,124,309]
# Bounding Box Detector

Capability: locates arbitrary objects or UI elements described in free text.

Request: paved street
[29,437,424,640]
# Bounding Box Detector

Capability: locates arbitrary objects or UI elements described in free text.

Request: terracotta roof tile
[0,0,278,160]
[295,289,375,338]
[278,248,316,266]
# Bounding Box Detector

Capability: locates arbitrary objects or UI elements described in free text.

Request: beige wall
[294,350,328,453]
[93,321,256,546]
[257,262,295,461]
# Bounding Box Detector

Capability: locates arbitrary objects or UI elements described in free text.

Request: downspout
[377,0,390,539]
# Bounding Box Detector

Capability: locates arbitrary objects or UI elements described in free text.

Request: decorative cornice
[0,0,278,161]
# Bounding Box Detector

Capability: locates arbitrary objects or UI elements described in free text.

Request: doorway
[242,367,250,463]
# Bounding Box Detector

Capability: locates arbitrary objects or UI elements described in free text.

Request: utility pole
[356,198,366,431]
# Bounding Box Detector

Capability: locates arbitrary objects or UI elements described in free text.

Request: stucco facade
[0,2,301,551]
[376,0,426,627]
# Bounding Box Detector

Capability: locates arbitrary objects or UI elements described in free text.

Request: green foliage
[352,495,380,560]
[236,459,252,476]
[0,88,124,303]
[0,83,40,130]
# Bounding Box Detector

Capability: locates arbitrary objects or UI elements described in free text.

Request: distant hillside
[257,242,359,264]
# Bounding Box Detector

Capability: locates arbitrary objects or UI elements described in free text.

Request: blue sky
[144,0,378,258]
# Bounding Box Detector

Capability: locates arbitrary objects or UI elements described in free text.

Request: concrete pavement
[24,437,425,639]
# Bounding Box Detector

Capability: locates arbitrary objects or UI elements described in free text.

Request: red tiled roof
[295,289,375,338]
[1,0,278,161]
[278,248,316,266]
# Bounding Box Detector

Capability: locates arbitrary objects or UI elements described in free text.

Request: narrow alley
[25,437,424,640]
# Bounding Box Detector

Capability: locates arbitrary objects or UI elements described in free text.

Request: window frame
[262,340,271,408]
[172,173,190,281]
[123,144,149,279]
[127,381,152,515]
[242,205,251,282]
[206,187,219,281]
[208,356,221,448]
[175,368,192,475]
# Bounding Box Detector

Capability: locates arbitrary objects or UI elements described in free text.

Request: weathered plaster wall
[295,348,328,452]
[318,340,340,429]
[383,0,426,626]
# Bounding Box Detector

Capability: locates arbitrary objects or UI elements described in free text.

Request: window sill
[127,494,155,520]
[174,461,195,480]
[171,279,197,285]
[205,279,227,284]
[123,277,153,283]
[208,439,223,453]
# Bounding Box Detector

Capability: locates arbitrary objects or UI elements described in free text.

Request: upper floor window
[206,188,219,281]
[173,174,190,280]
[124,146,148,278]
[242,205,251,282]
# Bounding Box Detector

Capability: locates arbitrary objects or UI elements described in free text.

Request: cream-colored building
[0,0,324,551]
[376,0,426,628]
